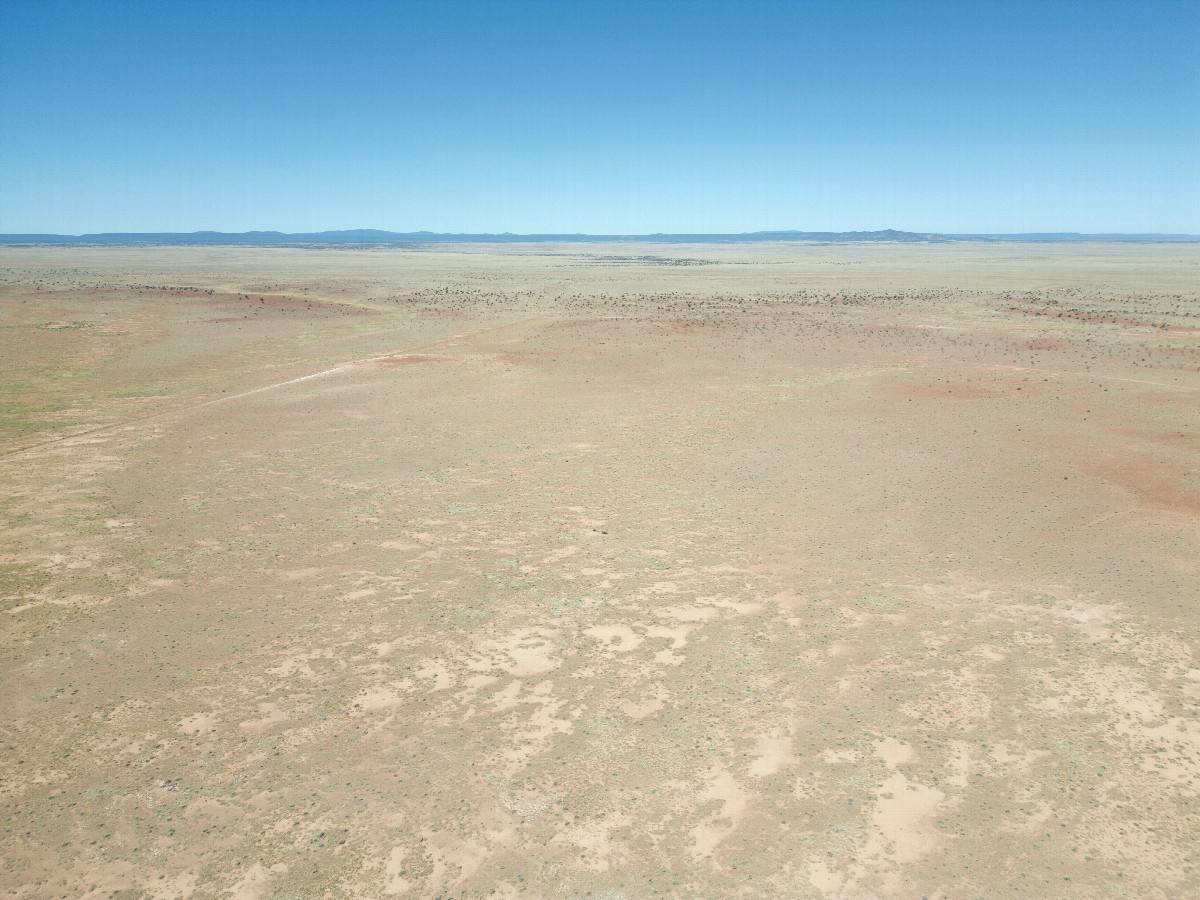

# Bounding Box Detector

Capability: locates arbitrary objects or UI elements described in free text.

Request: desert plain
[1,242,1198,899]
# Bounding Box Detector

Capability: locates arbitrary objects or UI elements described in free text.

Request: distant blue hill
[952,233,1200,242]
[1,229,1197,246]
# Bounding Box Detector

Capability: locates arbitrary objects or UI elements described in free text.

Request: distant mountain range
[1,229,1197,246]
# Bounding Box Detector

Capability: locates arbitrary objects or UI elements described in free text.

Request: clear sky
[1,0,1197,234]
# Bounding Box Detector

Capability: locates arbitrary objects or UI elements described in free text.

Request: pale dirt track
[1,243,1198,899]
[0,316,550,460]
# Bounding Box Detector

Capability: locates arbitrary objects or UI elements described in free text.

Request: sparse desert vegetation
[1,242,1198,899]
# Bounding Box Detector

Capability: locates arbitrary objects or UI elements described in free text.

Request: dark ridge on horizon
[1,229,1198,247]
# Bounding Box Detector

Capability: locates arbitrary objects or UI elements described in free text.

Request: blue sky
[1,0,1197,234]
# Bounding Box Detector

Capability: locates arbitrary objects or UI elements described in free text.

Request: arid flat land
[1,243,1198,899]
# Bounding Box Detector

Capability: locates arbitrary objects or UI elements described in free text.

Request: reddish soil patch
[1096,454,1200,514]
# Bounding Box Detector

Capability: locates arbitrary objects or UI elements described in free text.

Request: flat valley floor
[1,243,1198,899]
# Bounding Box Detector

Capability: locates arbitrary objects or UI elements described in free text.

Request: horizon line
[3,228,1200,246]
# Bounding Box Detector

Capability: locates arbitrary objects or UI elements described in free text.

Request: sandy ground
[1,243,1198,899]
